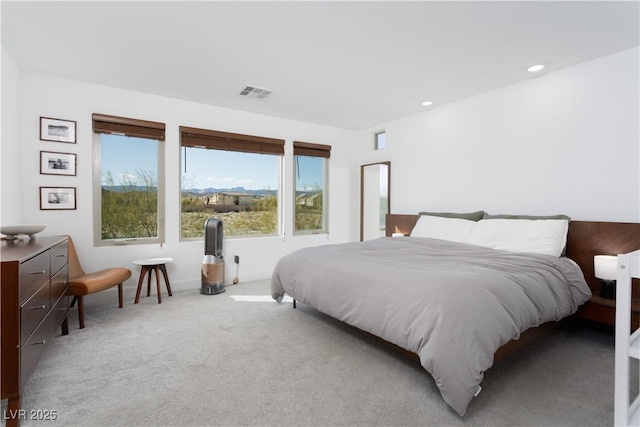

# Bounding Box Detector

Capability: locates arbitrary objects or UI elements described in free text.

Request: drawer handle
[32,340,46,346]
[55,254,66,258]
[30,305,46,310]
[29,270,46,275]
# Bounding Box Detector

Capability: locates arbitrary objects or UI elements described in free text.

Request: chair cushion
[68,268,132,295]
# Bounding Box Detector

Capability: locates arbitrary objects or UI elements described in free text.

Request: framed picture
[40,117,76,143]
[40,187,76,210]
[40,151,77,176]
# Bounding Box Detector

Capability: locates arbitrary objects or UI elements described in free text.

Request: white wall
[5,46,639,305]
[358,47,640,223]
[1,46,24,224]
[11,70,358,294]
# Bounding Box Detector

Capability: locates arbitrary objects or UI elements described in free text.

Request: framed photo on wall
[40,187,76,210]
[40,117,76,143]
[40,151,76,176]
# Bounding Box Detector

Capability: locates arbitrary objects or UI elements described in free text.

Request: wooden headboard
[386,214,640,301]
[565,221,640,292]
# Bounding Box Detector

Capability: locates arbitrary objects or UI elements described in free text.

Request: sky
[182,147,279,190]
[101,134,323,191]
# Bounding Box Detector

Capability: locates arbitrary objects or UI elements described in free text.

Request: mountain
[185,187,277,196]
[103,185,278,196]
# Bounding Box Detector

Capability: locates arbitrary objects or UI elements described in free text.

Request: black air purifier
[201,218,225,295]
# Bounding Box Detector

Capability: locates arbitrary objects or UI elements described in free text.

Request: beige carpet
[6,279,622,426]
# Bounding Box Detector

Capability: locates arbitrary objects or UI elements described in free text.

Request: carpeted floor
[4,279,624,426]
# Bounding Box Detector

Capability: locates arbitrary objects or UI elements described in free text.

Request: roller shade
[293,141,331,158]
[92,113,165,141]
[180,126,284,155]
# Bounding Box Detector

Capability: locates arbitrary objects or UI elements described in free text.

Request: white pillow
[410,215,476,243]
[466,218,569,257]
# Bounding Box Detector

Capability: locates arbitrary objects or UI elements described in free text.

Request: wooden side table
[133,257,173,304]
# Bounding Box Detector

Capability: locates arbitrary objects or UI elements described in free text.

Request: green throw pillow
[482,213,571,221]
[418,210,485,222]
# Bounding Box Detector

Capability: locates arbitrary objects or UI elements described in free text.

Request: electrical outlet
[234,255,240,264]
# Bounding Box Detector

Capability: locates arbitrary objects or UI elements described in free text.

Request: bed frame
[384,214,640,361]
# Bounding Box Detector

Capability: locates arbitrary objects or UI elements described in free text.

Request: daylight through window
[375,131,386,150]
[93,113,165,245]
[180,126,284,239]
[294,141,330,234]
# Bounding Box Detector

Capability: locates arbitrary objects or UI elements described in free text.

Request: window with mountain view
[293,141,330,234]
[93,114,165,245]
[179,126,284,239]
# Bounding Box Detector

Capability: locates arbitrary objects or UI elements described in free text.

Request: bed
[271,212,636,415]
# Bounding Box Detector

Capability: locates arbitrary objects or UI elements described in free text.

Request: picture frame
[40,151,77,176]
[40,187,76,210]
[40,117,77,143]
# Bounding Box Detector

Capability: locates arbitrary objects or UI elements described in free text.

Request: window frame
[293,141,330,235]
[374,130,386,150]
[92,113,166,247]
[179,126,285,240]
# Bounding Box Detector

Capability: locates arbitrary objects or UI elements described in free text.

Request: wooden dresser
[1,236,70,425]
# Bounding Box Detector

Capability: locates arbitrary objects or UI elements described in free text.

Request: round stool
[133,257,173,304]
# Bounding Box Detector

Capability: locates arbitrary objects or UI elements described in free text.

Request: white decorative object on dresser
[615,249,640,427]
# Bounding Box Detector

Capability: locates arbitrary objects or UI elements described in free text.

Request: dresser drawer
[49,295,69,330]
[50,240,68,275]
[20,319,50,389]
[20,297,67,389]
[19,252,50,305]
[51,264,69,304]
[20,282,50,346]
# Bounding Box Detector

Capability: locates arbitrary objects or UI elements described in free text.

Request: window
[293,141,330,234]
[93,113,165,245]
[180,126,284,239]
[375,131,386,150]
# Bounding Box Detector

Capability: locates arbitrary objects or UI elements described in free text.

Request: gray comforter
[271,237,591,416]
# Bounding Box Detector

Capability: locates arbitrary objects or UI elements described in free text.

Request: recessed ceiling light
[528,64,545,72]
[421,101,433,107]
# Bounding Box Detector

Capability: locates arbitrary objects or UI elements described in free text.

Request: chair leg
[147,268,152,297]
[134,267,147,304]
[77,295,85,329]
[118,283,124,308]
[61,315,69,336]
[70,295,78,308]
[154,266,162,304]
[160,264,172,296]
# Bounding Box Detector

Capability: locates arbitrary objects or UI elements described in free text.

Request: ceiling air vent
[239,85,272,99]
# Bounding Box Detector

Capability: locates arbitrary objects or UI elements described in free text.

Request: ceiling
[2,1,639,130]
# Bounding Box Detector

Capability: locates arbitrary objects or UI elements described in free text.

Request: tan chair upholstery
[67,236,132,329]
